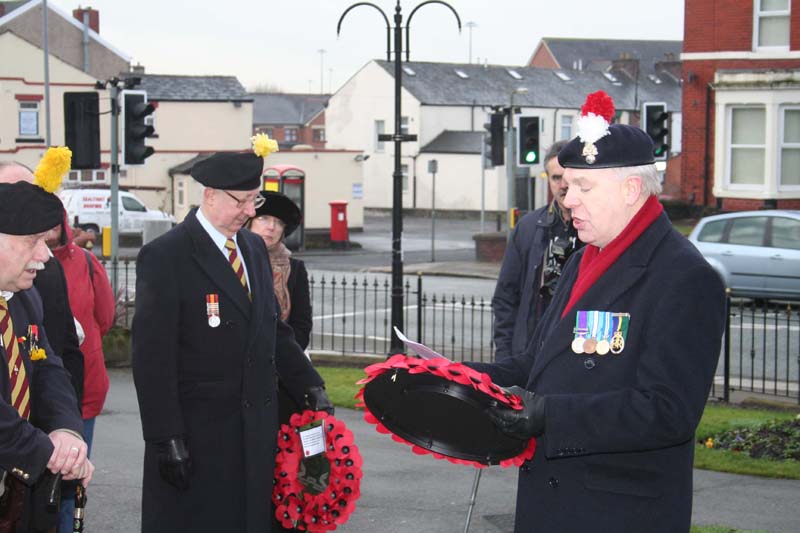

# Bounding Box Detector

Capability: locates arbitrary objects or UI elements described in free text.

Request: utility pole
[465,21,477,64]
[506,87,527,231]
[42,0,52,145]
[338,0,461,353]
[318,49,326,95]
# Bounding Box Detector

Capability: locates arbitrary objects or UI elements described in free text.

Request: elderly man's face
[204,187,261,237]
[0,231,51,292]
[562,167,630,249]
[546,157,569,214]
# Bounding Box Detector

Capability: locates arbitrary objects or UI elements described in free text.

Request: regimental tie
[225,238,251,300]
[0,296,31,419]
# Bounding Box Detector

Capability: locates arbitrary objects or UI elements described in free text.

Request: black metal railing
[104,261,798,402]
[308,273,495,363]
[712,298,800,404]
[101,259,136,329]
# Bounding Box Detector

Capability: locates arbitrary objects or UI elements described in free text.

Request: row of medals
[571,331,625,356]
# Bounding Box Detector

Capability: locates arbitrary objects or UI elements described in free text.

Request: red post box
[329,201,349,247]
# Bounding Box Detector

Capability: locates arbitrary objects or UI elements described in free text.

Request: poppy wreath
[356,354,537,468]
[273,410,363,531]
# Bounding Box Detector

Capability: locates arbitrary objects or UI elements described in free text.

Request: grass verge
[691,526,768,533]
[695,403,800,479]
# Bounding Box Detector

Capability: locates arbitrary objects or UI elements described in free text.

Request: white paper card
[299,422,325,457]
[393,326,448,360]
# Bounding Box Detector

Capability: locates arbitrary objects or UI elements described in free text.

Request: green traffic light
[524,151,537,164]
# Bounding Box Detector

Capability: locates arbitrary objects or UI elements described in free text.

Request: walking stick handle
[73,483,86,532]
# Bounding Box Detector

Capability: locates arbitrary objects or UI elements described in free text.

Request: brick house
[681,0,800,210]
[250,93,329,150]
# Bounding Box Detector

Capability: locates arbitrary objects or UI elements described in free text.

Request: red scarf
[561,195,663,318]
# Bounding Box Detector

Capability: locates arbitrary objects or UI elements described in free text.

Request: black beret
[253,191,301,237]
[190,152,263,191]
[558,124,655,169]
[0,181,63,235]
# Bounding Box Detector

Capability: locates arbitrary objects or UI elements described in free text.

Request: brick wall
[686,0,800,53]
[680,58,800,208]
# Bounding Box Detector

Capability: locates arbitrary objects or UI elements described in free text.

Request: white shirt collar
[195,207,237,256]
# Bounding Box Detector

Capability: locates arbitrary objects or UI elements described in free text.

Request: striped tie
[225,238,250,299]
[0,297,30,420]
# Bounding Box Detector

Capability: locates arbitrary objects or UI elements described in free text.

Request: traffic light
[63,92,100,170]
[483,112,505,167]
[517,116,540,167]
[121,90,156,166]
[643,102,670,160]
[509,207,520,228]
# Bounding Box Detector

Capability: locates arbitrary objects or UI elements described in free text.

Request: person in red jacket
[46,213,115,533]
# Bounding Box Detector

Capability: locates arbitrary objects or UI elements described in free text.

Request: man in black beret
[0,181,93,532]
[132,151,331,533]
[469,92,726,532]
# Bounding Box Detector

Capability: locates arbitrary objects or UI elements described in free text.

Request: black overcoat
[132,210,324,533]
[492,204,552,360]
[472,213,726,533]
[285,258,311,350]
[0,288,83,530]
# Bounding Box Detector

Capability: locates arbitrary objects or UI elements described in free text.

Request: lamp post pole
[338,0,460,353]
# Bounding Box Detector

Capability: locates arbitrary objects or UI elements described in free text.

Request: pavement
[89,368,800,532]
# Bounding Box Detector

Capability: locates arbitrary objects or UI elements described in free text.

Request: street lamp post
[506,87,528,231]
[337,1,461,353]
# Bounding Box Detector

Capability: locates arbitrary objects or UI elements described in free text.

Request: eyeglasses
[222,190,265,209]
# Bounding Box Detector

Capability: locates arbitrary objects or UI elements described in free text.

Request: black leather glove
[487,385,546,440]
[156,437,192,491]
[304,385,334,415]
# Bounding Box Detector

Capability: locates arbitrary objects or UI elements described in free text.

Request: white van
[59,188,174,234]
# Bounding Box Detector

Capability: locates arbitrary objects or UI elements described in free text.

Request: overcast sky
[47,0,685,94]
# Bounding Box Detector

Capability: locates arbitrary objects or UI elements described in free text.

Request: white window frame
[18,101,39,137]
[753,0,791,51]
[559,114,574,140]
[725,105,766,192]
[285,127,298,143]
[779,105,800,191]
[713,84,800,200]
[312,126,325,142]
[375,120,385,152]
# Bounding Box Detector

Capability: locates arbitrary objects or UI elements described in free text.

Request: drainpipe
[82,11,90,73]
[704,82,714,207]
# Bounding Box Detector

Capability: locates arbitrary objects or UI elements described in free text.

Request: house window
[260,127,274,137]
[728,107,765,187]
[400,116,409,136]
[780,107,800,186]
[755,0,790,49]
[68,169,107,183]
[177,180,186,208]
[560,115,573,140]
[285,128,298,142]
[375,120,386,152]
[312,128,326,142]
[401,164,409,192]
[18,101,39,137]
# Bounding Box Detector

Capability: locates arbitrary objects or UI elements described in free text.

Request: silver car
[687,210,800,300]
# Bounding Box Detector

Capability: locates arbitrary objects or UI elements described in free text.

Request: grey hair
[543,139,569,166]
[612,164,662,197]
